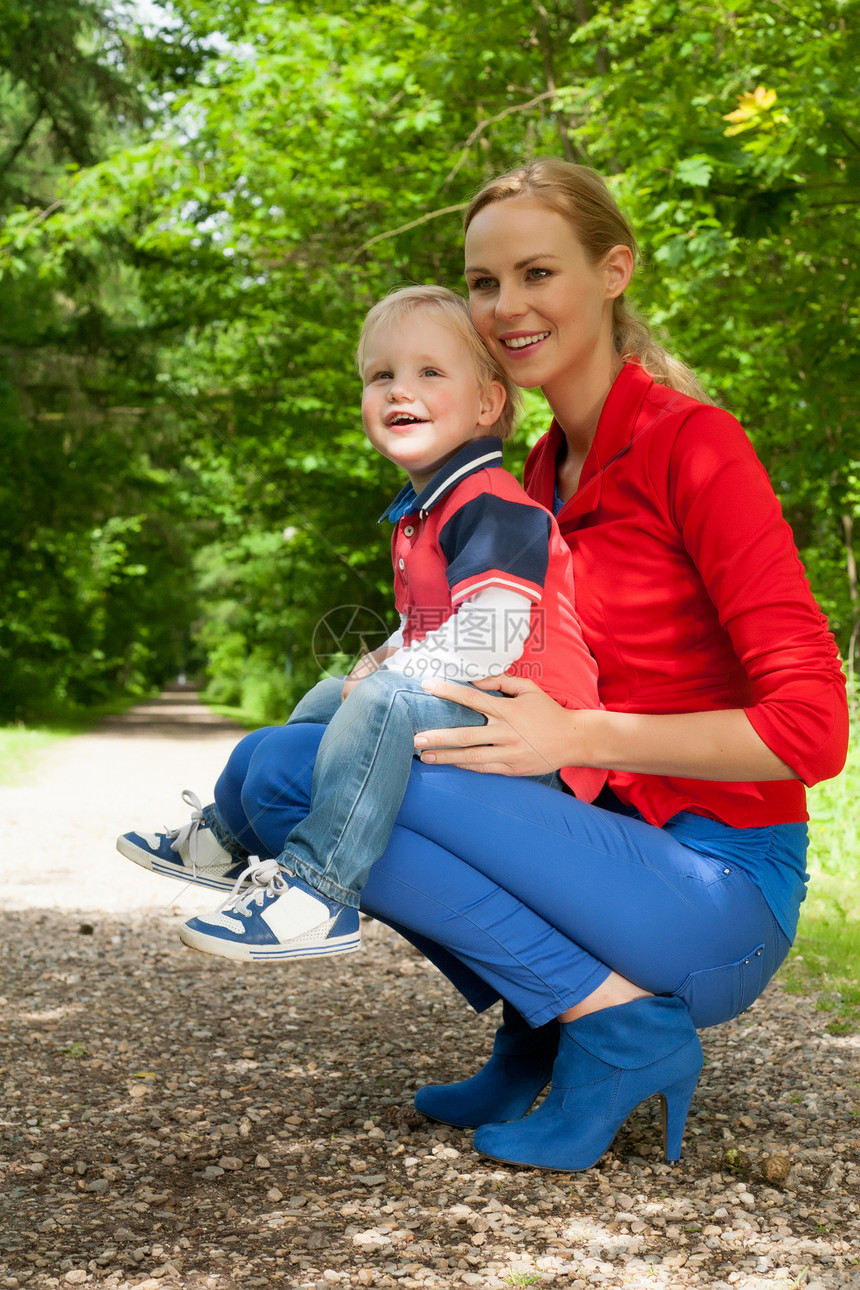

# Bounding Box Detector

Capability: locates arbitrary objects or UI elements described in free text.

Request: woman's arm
[413,673,796,781]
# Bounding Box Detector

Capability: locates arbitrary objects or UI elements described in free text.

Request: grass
[0,692,255,789]
[197,700,259,731]
[0,694,157,786]
[0,724,77,784]
[781,717,860,1033]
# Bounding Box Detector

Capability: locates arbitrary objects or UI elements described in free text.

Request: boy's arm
[379,585,532,683]
[348,628,404,679]
[341,624,405,699]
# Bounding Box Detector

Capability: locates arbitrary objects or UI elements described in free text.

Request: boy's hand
[341,644,400,702]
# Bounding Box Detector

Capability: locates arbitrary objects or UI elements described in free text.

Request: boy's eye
[368,369,392,382]
[421,367,442,377]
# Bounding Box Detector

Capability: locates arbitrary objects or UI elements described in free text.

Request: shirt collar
[378,436,505,523]
[549,361,652,521]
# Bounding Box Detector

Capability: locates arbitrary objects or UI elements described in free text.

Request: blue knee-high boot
[472,995,703,1171]
[413,1002,559,1129]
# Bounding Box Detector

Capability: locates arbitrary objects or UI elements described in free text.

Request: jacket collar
[549,362,653,522]
[379,436,504,523]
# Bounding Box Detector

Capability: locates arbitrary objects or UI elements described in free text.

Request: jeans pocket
[675,943,765,1029]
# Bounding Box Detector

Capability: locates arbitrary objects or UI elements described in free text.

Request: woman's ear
[477,379,507,426]
[604,244,634,300]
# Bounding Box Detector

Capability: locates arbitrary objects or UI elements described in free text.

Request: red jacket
[523,362,848,827]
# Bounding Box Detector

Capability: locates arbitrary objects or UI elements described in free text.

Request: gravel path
[1,695,858,1290]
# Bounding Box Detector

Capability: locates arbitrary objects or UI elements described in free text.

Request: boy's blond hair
[356,284,521,440]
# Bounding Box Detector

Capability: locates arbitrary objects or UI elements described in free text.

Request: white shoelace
[165,789,206,879]
[220,856,287,917]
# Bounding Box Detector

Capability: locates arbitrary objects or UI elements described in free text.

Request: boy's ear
[477,379,507,427]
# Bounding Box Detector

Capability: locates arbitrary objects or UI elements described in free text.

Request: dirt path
[0,696,858,1290]
[0,693,245,914]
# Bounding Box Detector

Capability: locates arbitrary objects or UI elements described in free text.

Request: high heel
[473,995,703,1171]
[660,1072,702,1161]
[414,1003,559,1129]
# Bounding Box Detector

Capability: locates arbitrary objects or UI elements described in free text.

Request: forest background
[2,0,858,723]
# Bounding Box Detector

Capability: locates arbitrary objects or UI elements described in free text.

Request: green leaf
[676,156,714,187]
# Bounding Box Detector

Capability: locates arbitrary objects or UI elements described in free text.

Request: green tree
[2,0,856,718]
[0,0,209,717]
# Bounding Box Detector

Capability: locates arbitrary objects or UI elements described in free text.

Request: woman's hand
[413,673,587,776]
[415,676,799,782]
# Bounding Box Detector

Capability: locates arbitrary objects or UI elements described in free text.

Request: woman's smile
[499,330,551,354]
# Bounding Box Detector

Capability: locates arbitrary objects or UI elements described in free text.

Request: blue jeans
[212,722,798,1030]
[236,672,558,908]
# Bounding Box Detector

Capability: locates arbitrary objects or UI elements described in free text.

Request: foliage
[0,0,206,717]
[0,0,857,722]
[783,714,860,1033]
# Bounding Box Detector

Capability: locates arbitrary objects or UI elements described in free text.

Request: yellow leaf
[753,85,778,109]
[722,85,778,123]
[723,105,755,124]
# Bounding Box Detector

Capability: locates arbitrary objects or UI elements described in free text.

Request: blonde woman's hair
[465,158,709,402]
[356,284,522,439]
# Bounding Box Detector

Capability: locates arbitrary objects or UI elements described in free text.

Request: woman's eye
[526,267,551,281]
[468,276,496,292]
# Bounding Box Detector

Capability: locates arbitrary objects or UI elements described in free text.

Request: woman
[121,160,848,1172]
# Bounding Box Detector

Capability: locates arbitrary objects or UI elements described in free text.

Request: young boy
[118,286,605,961]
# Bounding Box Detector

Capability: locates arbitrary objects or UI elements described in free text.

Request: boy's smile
[386,411,428,427]
[361,314,504,491]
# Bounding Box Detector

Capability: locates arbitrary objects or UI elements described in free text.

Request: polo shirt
[523,362,848,827]
[381,437,606,802]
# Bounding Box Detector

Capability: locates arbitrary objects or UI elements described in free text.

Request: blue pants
[275,673,557,907]
[214,722,795,1030]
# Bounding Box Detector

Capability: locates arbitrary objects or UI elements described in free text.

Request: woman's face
[464,196,630,396]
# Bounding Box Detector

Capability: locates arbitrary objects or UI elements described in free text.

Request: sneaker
[178,858,361,962]
[116,790,249,892]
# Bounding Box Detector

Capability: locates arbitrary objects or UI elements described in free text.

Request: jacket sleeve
[666,409,848,786]
[437,491,551,605]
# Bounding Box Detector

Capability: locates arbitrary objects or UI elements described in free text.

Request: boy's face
[361,314,504,491]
